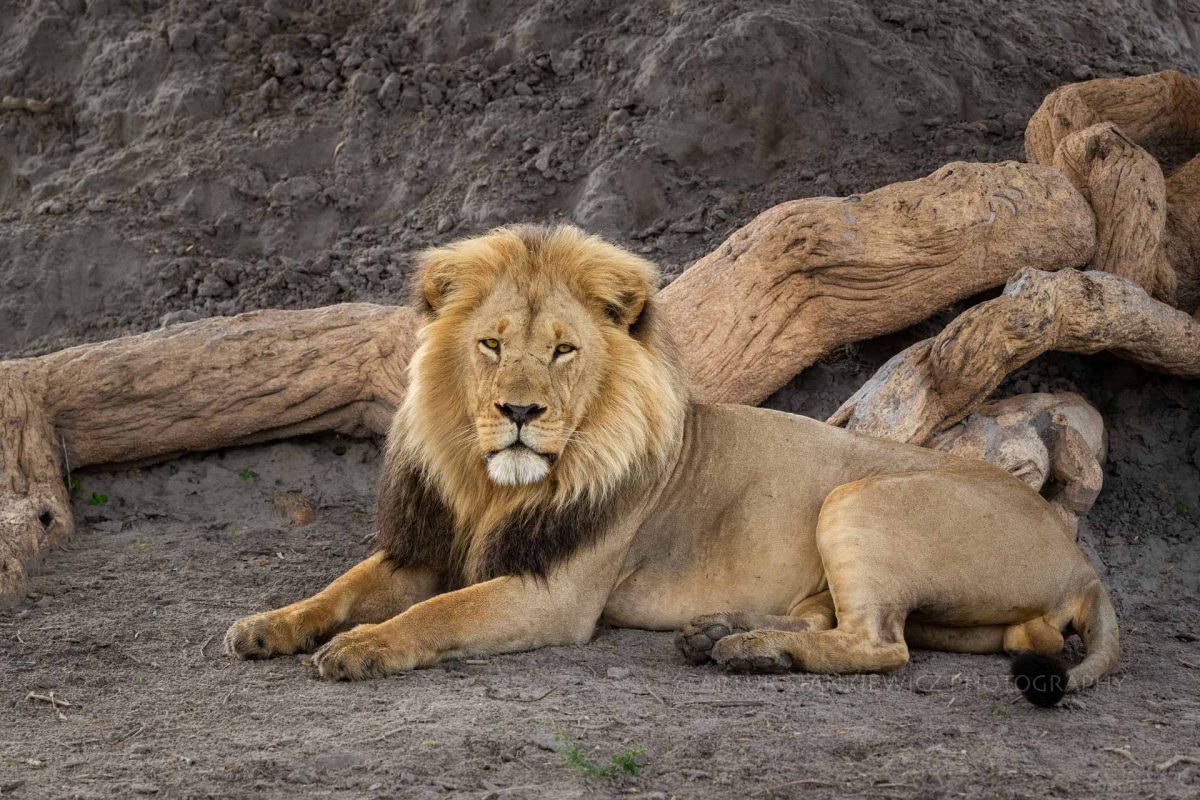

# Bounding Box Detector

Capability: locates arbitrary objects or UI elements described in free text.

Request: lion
[224,223,1118,706]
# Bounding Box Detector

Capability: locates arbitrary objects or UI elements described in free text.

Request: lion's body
[603,404,1093,631]
[225,225,1118,703]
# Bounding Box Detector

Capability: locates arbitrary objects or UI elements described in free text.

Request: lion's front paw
[223,611,312,660]
[311,624,421,681]
[712,632,794,674]
[675,614,750,665]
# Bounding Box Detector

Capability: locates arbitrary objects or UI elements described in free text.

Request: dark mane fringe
[374,460,458,585]
[475,488,627,583]
[376,457,640,587]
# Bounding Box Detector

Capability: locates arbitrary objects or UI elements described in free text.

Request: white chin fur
[487,447,551,486]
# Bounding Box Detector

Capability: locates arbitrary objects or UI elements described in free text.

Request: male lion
[224,224,1118,706]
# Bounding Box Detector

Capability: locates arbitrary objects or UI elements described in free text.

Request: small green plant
[560,736,645,778]
[88,492,108,506]
[230,526,239,541]
[169,464,179,476]
[238,468,258,482]
[63,475,81,495]
[990,704,1011,717]
[1177,499,1191,515]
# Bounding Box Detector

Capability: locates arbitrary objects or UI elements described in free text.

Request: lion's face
[400,224,688,507]
[464,281,605,486]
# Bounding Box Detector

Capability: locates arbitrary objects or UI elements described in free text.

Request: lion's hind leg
[713,611,910,674]
[675,591,835,665]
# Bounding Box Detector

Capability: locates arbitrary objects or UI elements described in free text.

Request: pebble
[160,309,201,328]
[349,71,382,95]
[530,732,566,752]
[268,52,299,78]
[606,666,632,679]
[130,784,159,795]
[436,214,456,234]
[37,199,69,215]
[513,81,533,96]
[378,73,403,107]
[167,25,195,50]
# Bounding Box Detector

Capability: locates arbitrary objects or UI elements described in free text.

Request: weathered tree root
[1027,69,1200,312]
[0,304,417,596]
[2,70,1199,600]
[663,161,1093,405]
[830,268,1200,444]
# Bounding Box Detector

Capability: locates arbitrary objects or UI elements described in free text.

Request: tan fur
[226,225,1119,700]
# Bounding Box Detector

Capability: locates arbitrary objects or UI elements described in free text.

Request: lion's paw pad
[675,615,749,665]
[712,633,794,674]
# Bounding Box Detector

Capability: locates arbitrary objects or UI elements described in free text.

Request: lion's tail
[1011,580,1119,707]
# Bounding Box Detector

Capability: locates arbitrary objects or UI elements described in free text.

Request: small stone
[349,71,382,95]
[258,77,279,99]
[558,95,584,109]
[268,52,300,78]
[37,199,69,215]
[130,784,159,795]
[197,273,231,299]
[378,73,403,107]
[399,83,421,110]
[422,83,444,106]
[606,666,632,680]
[513,81,533,96]
[167,25,196,51]
[436,214,456,234]
[530,732,566,752]
[160,309,201,328]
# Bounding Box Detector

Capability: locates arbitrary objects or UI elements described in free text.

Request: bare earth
[1,0,1199,797]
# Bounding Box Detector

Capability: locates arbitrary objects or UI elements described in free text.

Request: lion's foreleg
[223,552,439,659]
[310,539,626,680]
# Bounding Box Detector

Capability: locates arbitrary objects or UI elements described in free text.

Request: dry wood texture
[2,71,1199,600]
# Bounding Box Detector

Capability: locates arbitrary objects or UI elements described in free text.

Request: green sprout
[88,492,108,506]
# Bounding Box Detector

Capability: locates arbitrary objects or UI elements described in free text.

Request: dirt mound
[1,1,1199,798]
[2,0,1197,355]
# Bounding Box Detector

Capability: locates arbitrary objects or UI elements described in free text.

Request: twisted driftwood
[837,71,1200,451]
[2,71,1199,601]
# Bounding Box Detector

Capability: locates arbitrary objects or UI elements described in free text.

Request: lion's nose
[496,403,546,426]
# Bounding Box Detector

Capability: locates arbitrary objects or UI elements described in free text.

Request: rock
[378,73,402,107]
[130,784,159,795]
[513,81,533,96]
[268,52,299,79]
[37,199,69,215]
[269,176,322,204]
[606,666,632,679]
[197,273,231,299]
[399,83,421,110]
[258,77,279,99]
[436,214,456,234]
[349,71,382,95]
[167,25,196,51]
[160,309,201,328]
[530,732,566,752]
[552,49,583,76]
[423,83,444,106]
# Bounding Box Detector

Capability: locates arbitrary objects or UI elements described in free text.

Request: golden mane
[377,225,690,583]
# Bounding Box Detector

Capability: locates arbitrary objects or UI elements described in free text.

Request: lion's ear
[603,286,648,328]
[414,247,464,316]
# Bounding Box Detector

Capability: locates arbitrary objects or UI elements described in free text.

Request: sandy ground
[1,0,1199,798]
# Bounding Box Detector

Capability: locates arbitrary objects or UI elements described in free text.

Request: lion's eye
[554,343,576,356]
[481,338,501,352]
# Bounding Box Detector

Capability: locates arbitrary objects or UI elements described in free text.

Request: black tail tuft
[1011,652,1068,707]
